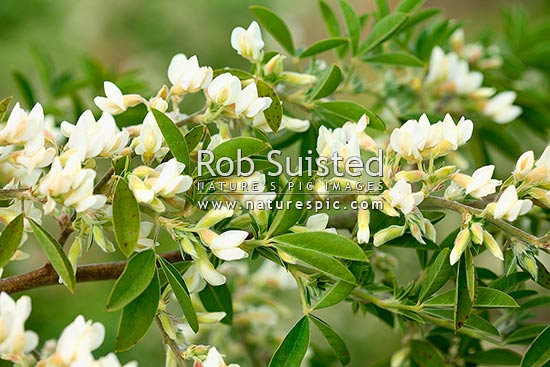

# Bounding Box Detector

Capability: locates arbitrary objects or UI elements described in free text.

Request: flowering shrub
[0,1,549,366]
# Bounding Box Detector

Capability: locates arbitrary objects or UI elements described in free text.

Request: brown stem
[0,250,183,294]
[155,316,187,367]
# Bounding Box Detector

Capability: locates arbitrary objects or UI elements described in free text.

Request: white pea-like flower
[167,54,213,95]
[253,113,310,133]
[483,91,522,124]
[357,207,370,244]
[389,115,430,162]
[0,292,38,359]
[135,222,158,252]
[492,186,532,221]
[207,73,242,106]
[0,102,45,145]
[92,353,137,367]
[61,110,129,161]
[513,151,535,181]
[203,346,240,367]
[234,82,272,118]
[200,229,249,261]
[134,112,165,162]
[452,165,502,198]
[384,179,424,215]
[426,47,483,95]
[305,213,337,234]
[231,21,264,63]
[11,130,56,173]
[51,315,105,367]
[316,115,373,162]
[94,81,143,115]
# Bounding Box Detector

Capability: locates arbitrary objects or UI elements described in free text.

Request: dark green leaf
[425,287,519,308]
[418,248,452,303]
[399,8,440,34]
[316,100,385,130]
[535,259,550,289]
[310,315,350,365]
[13,72,36,108]
[272,232,367,261]
[106,250,156,311]
[465,349,522,366]
[250,6,295,55]
[384,234,439,250]
[115,271,160,352]
[339,0,360,55]
[112,178,140,257]
[184,125,206,153]
[423,309,499,336]
[30,220,75,292]
[489,272,531,291]
[309,64,342,100]
[158,257,199,333]
[505,325,548,345]
[396,0,426,12]
[199,284,233,325]
[319,0,341,37]
[313,280,356,310]
[257,80,282,132]
[268,178,307,236]
[300,38,348,58]
[0,214,24,268]
[521,326,550,367]
[454,252,475,330]
[360,13,408,54]
[363,52,424,67]
[268,316,310,367]
[152,109,189,168]
[410,340,446,367]
[0,96,13,121]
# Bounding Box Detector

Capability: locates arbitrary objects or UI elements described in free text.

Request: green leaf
[505,325,548,345]
[489,272,531,291]
[384,234,439,250]
[0,214,24,268]
[273,244,356,283]
[199,284,233,325]
[363,52,424,67]
[0,96,13,121]
[316,100,385,130]
[313,280,355,310]
[300,38,348,58]
[339,0,360,55]
[519,295,550,311]
[521,326,550,367]
[112,178,140,257]
[268,178,308,237]
[30,219,75,292]
[535,259,550,289]
[454,251,475,330]
[309,64,342,100]
[268,316,310,367]
[360,13,408,54]
[375,0,390,18]
[184,125,206,152]
[310,315,350,365]
[106,250,156,311]
[256,80,282,132]
[399,8,440,34]
[425,287,519,308]
[212,68,254,80]
[272,232,367,261]
[152,109,189,168]
[13,72,36,108]
[418,248,452,303]
[250,6,295,55]
[410,340,446,367]
[465,349,522,366]
[319,0,341,37]
[158,257,199,333]
[423,309,499,336]
[115,271,160,352]
[396,0,426,12]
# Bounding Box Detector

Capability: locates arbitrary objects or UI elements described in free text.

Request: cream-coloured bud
[68,236,82,272]
[198,228,217,247]
[450,228,470,265]
[424,219,437,242]
[394,170,425,183]
[180,236,199,258]
[444,183,465,201]
[373,225,406,247]
[483,230,503,260]
[281,72,317,86]
[524,165,548,185]
[93,226,115,252]
[433,165,457,180]
[196,207,234,228]
[452,173,471,188]
[263,54,285,76]
[158,313,177,340]
[470,222,483,245]
[514,151,534,181]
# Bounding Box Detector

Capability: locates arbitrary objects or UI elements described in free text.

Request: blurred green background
[1,0,549,366]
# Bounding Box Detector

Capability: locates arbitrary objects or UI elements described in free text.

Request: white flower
[135,222,158,252]
[235,83,272,118]
[483,91,522,124]
[231,21,264,63]
[52,315,105,367]
[92,353,137,367]
[61,111,129,161]
[134,112,165,162]
[514,151,534,180]
[252,261,296,290]
[196,207,234,228]
[253,114,310,133]
[198,260,226,286]
[440,114,473,151]
[0,292,38,358]
[39,152,107,214]
[389,115,430,162]
[167,54,213,95]
[203,347,240,367]
[305,213,337,233]
[492,186,532,221]
[426,47,483,95]
[201,229,248,261]
[316,116,373,162]
[207,73,242,107]
[357,207,370,244]
[457,165,502,198]
[0,103,44,145]
[384,179,424,215]
[94,81,143,115]
[10,131,56,172]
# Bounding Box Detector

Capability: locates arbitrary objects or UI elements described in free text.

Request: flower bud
[281,72,317,86]
[357,207,370,244]
[434,165,457,180]
[452,173,472,189]
[196,207,234,228]
[93,226,115,252]
[68,236,82,273]
[444,183,464,201]
[198,228,217,247]
[483,230,503,260]
[514,151,534,181]
[394,170,425,183]
[263,54,285,76]
[524,165,548,185]
[180,236,199,259]
[158,312,177,340]
[470,222,483,245]
[450,228,470,265]
[373,225,406,247]
[424,219,437,242]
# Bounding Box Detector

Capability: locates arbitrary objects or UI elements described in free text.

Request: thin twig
[155,316,187,367]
